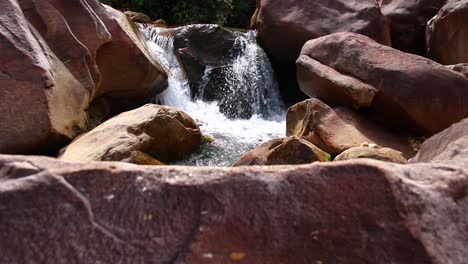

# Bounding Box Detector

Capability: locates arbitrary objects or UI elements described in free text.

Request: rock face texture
[446,64,468,78]
[298,33,468,135]
[427,0,468,65]
[410,118,468,165]
[0,0,167,154]
[334,146,408,164]
[59,104,202,164]
[252,0,391,64]
[1,145,468,263]
[233,136,329,166]
[380,0,446,55]
[286,99,416,158]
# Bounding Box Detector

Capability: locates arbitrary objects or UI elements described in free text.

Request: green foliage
[100,0,229,25]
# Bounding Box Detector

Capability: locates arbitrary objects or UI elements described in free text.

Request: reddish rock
[380,0,446,55]
[298,32,468,135]
[233,136,330,166]
[0,154,467,263]
[124,11,151,23]
[427,0,468,64]
[446,64,468,78]
[0,0,167,154]
[60,104,202,164]
[252,0,391,64]
[410,118,468,166]
[0,0,90,153]
[286,99,416,158]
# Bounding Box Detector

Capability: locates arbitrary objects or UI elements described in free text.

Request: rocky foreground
[0,119,467,263]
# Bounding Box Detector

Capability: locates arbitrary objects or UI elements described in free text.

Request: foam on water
[140,25,286,166]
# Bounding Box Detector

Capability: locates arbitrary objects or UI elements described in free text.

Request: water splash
[140,24,286,166]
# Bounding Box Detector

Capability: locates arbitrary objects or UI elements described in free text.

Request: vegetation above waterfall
[100,0,256,27]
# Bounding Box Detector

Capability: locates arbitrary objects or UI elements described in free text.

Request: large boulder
[286,99,416,158]
[380,0,447,55]
[0,0,90,153]
[0,0,167,154]
[0,152,467,263]
[233,136,330,166]
[427,0,468,64]
[298,32,468,135]
[410,118,468,166]
[59,104,202,164]
[252,0,391,64]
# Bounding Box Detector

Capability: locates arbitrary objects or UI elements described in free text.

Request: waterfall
[140,24,286,166]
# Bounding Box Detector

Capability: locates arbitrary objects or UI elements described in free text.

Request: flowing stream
[140,25,286,166]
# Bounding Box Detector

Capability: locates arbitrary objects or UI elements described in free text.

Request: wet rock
[380,0,446,55]
[427,0,468,64]
[251,0,390,64]
[0,0,167,154]
[298,32,468,135]
[334,146,408,164]
[0,153,467,263]
[60,104,202,164]
[410,118,468,166]
[286,99,416,158]
[124,11,151,23]
[233,136,330,166]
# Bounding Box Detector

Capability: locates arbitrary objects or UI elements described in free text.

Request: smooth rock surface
[380,0,446,55]
[60,104,202,164]
[252,0,391,64]
[334,146,408,164]
[0,153,467,263]
[286,99,416,158]
[0,0,167,154]
[427,0,468,64]
[298,32,468,135]
[410,118,468,165]
[233,136,330,166]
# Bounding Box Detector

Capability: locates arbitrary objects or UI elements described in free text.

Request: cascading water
[140,25,286,166]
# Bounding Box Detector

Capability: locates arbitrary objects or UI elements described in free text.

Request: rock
[334,146,408,164]
[124,11,151,23]
[1,154,467,263]
[0,0,167,154]
[0,0,90,153]
[286,99,416,158]
[233,136,330,166]
[446,63,468,78]
[410,118,468,166]
[427,0,468,64]
[298,32,468,135]
[59,104,202,164]
[380,0,446,55]
[252,0,391,64]
[88,2,167,97]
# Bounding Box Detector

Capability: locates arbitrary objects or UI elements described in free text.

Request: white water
[141,25,286,166]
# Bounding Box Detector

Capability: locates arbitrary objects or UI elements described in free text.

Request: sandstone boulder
[334,146,408,164]
[0,0,90,153]
[427,0,468,64]
[0,0,168,154]
[124,11,151,23]
[252,0,391,64]
[233,136,330,166]
[298,32,468,135]
[410,118,468,166]
[59,104,202,164]
[0,153,467,263]
[286,99,416,158]
[380,0,446,55]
